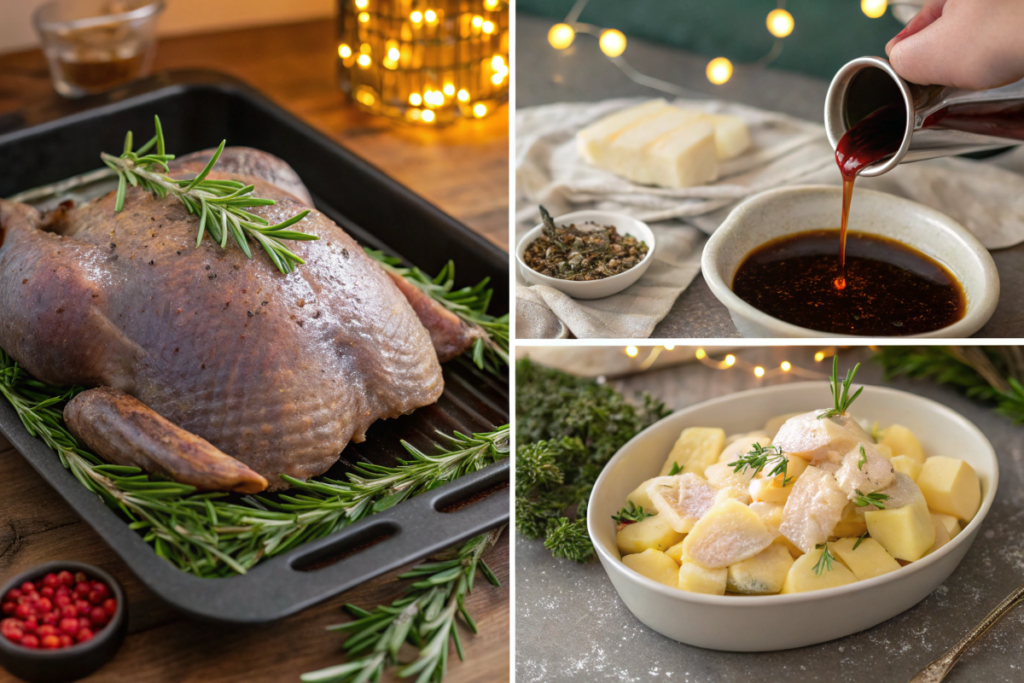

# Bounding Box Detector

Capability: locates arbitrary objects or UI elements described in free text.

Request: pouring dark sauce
[732,230,965,335]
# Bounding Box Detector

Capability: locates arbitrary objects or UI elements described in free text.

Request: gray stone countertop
[515,346,1024,682]
[516,14,1024,338]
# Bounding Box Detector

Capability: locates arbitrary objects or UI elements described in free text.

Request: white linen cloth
[515,97,1024,339]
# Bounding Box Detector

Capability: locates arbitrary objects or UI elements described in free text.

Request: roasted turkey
[0,148,481,491]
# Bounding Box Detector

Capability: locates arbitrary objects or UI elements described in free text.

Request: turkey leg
[65,387,268,493]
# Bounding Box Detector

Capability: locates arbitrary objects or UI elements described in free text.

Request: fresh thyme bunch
[365,249,509,377]
[515,359,669,562]
[101,116,317,274]
[301,527,503,683]
[0,349,508,577]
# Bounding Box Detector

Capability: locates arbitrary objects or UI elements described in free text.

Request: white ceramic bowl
[587,382,998,652]
[516,210,656,300]
[701,186,999,338]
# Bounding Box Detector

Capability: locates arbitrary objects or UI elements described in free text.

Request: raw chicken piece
[772,411,872,464]
[780,465,848,553]
[834,442,895,498]
[647,473,720,533]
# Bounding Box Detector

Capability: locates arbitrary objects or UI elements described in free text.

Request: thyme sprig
[100,115,316,274]
[852,489,889,509]
[819,356,864,420]
[0,349,507,578]
[611,502,654,525]
[366,249,509,377]
[814,544,836,575]
[853,532,869,550]
[857,445,867,470]
[729,443,791,486]
[301,527,503,683]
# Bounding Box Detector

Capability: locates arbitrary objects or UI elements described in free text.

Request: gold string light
[337,0,509,125]
[861,0,888,19]
[620,346,834,380]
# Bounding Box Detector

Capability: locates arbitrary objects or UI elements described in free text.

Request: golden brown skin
[65,387,269,494]
[386,272,485,363]
[0,148,445,490]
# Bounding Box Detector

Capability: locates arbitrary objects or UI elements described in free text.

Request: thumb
[886,0,945,55]
[887,12,970,86]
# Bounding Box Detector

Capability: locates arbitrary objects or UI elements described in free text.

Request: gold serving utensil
[909,582,1024,682]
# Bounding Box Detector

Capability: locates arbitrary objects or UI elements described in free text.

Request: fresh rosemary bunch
[366,249,509,377]
[728,443,790,485]
[515,359,669,562]
[100,115,316,274]
[818,356,864,420]
[874,346,1024,424]
[301,527,503,683]
[0,349,508,577]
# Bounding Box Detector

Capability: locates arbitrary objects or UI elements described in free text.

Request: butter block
[576,99,668,163]
[707,113,752,159]
[642,119,718,188]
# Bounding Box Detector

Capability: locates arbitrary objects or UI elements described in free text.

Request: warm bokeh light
[626,345,639,358]
[695,348,706,360]
[357,54,371,68]
[548,23,576,50]
[599,29,627,58]
[421,109,435,123]
[766,9,794,38]
[425,10,437,23]
[457,89,470,102]
[724,354,736,367]
[356,90,375,106]
[473,103,488,117]
[410,10,423,23]
[355,0,368,8]
[706,57,733,85]
[781,361,792,372]
[483,0,500,9]
[754,366,765,378]
[472,15,483,28]
[664,344,675,351]
[338,44,352,58]
[815,351,826,362]
[408,93,422,106]
[862,0,888,19]
[482,20,496,33]
[358,11,370,23]
[443,83,455,96]
[388,47,400,61]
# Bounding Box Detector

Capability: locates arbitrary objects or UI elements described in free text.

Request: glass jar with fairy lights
[337,0,508,125]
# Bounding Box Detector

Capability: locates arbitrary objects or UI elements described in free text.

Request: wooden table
[0,20,509,683]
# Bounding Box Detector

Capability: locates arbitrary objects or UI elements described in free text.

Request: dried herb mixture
[523,206,649,281]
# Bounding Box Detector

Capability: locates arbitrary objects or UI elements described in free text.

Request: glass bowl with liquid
[33,0,165,98]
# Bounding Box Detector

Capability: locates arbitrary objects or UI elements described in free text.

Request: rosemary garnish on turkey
[101,115,317,274]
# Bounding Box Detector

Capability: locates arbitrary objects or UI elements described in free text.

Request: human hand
[885,0,1024,89]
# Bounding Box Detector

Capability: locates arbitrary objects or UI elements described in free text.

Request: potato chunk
[717,432,771,464]
[727,544,794,594]
[829,537,900,581]
[865,493,935,561]
[678,560,727,595]
[626,478,656,511]
[647,473,720,533]
[925,515,953,556]
[780,547,858,594]
[622,549,679,587]
[665,539,685,565]
[616,514,685,555]
[916,456,981,522]
[704,462,754,503]
[660,427,726,476]
[932,513,961,539]
[832,506,868,538]
[682,498,774,569]
[879,425,925,463]
[890,455,923,482]
[779,466,848,553]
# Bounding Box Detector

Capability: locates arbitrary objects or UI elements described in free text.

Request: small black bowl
[0,562,128,683]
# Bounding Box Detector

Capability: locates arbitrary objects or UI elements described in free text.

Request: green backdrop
[518,0,906,81]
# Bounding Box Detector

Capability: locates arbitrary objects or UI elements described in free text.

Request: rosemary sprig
[667,462,683,476]
[611,502,654,525]
[814,544,836,575]
[819,356,864,420]
[858,445,867,470]
[728,443,791,486]
[301,527,503,683]
[853,532,869,550]
[0,349,507,578]
[100,116,316,274]
[366,249,509,377]
[852,489,889,509]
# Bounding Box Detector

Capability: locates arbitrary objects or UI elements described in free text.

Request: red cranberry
[60,604,78,619]
[103,599,117,617]
[3,631,21,644]
[56,571,74,587]
[90,583,110,601]
[74,572,87,584]
[20,634,39,649]
[4,589,20,601]
[75,628,94,643]
[75,600,91,616]
[40,586,54,598]
[14,603,32,620]
[59,617,79,635]
[1,618,22,636]
[40,634,60,649]
[20,582,35,594]
[36,624,58,637]
[1,602,14,615]
[55,594,71,608]
[74,582,91,597]
[42,611,60,627]
[36,597,52,613]
[88,607,108,627]
[42,573,58,588]
[61,634,74,647]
